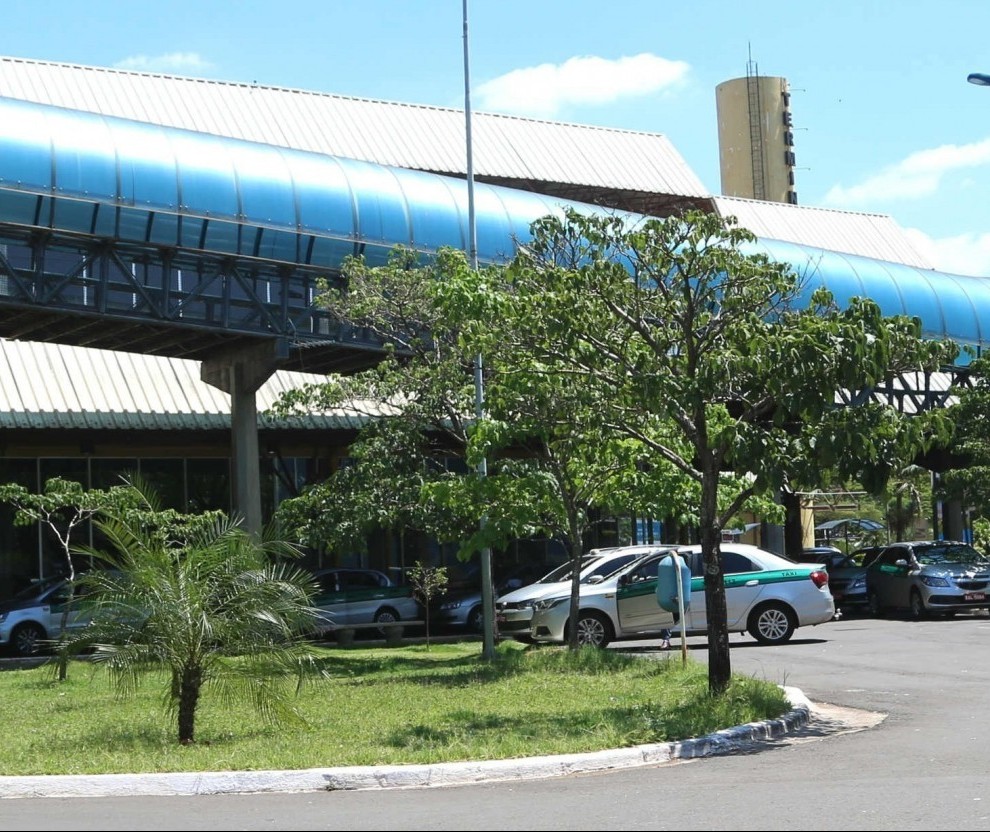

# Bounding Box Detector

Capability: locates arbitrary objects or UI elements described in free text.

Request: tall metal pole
[463,0,496,660]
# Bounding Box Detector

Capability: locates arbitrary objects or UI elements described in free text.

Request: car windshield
[916,544,989,566]
[537,558,591,584]
[11,575,64,600]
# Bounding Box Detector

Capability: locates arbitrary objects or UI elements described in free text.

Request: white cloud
[114,52,213,74]
[903,226,990,277]
[824,138,990,207]
[475,53,689,118]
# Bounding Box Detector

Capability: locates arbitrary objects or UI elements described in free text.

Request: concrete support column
[201,340,286,537]
[942,498,966,542]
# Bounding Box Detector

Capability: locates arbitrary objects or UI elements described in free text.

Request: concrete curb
[0,686,812,799]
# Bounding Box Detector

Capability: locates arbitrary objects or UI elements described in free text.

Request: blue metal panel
[1,95,990,363]
[48,106,118,201]
[0,102,54,193]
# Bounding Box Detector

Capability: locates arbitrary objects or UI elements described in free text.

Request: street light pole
[463,0,496,661]
[968,72,990,86]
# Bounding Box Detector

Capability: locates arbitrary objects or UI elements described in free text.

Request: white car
[528,543,835,648]
[494,545,670,641]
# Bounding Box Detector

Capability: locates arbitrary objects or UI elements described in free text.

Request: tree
[501,208,955,692]
[62,480,328,745]
[941,355,990,522]
[406,561,448,648]
[0,477,142,679]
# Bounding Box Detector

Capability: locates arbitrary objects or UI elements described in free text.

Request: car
[803,547,870,614]
[864,540,990,619]
[495,545,669,641]
[310,568,420,633]
[435,564,550,633]
[0,574,97,656]
[528,543,835,648]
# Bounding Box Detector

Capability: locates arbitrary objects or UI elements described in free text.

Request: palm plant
[63,482,328,745]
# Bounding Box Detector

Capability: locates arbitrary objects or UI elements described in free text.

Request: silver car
[495,545,668,641]
[865,540,990,619]
[0,576,91,656]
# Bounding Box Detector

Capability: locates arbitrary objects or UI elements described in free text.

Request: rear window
[915,544,987,565]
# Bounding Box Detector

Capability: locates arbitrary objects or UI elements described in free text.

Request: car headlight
[0,611,6,623]
[532,596,568,612]
[849,577,866,590]
[441,600,461,611]
[921,576,950,587]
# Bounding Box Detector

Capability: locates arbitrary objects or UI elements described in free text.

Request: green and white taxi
[528,543,835,648]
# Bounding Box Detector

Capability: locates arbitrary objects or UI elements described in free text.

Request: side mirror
[586,575,605,585]
[895,558,910,568]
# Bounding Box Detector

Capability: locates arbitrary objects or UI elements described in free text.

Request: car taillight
[810,570,829,589]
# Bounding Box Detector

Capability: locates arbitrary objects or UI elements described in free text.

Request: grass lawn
[1,640,790,776]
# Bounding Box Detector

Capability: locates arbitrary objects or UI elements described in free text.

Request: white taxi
[528,543,834,648]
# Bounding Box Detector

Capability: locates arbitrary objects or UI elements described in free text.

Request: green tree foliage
[62,480,328,745]
[494,208,955,691]
[406,561,448,647]
[941,355,990,519]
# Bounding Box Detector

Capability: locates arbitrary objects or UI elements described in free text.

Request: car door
[683,549,768,631]
[340,570,389,625]
[615,554,676,636]
[872,545,912,609]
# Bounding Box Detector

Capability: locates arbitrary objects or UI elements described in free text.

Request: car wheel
[867,589,885,618]
[466,605,484,633]
[570,612,613,648]
[11,622,46,657]
[374,607,399,624]
[908,589,927,620]
[747,603,796,645]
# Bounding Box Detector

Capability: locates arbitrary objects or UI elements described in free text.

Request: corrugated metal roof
[0,339,370,431]
[0,56,709,199]
[713,196,934,269]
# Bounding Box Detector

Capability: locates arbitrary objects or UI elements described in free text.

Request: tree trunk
[782,490,805,558]
[700,463,731,694]
[177,666,202,744]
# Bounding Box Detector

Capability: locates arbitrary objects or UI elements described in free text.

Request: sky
[5,0,990,275]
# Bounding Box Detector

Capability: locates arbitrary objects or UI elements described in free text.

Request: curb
[0,686,812,799]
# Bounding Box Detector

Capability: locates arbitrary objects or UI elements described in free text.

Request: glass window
[721,552,756,574]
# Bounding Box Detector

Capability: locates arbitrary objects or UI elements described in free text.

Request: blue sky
[5,0,990,275]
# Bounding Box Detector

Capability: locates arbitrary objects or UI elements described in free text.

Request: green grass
[1,641,790,776]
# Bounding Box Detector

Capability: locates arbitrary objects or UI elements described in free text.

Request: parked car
[0,574,94,656]
[528,543,835,648]
[435,563,550,633]
[495,545,669,641]
[804,546,869,614]
[309,568,420,633]
[865,540,990,619]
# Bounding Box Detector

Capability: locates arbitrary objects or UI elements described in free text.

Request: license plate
[964,592,986,601]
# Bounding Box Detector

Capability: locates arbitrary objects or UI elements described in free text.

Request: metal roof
[0,56,710,214]
[713,196,934,269]
[0,339,367,431]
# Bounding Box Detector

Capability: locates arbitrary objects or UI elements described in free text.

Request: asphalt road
[4,609,990,831]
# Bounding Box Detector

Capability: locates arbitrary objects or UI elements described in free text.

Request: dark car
[865,540,990,619]
[803,547,868,614]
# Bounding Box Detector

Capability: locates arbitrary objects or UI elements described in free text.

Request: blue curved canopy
[0,95,987,363]
[0,95,602,268]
